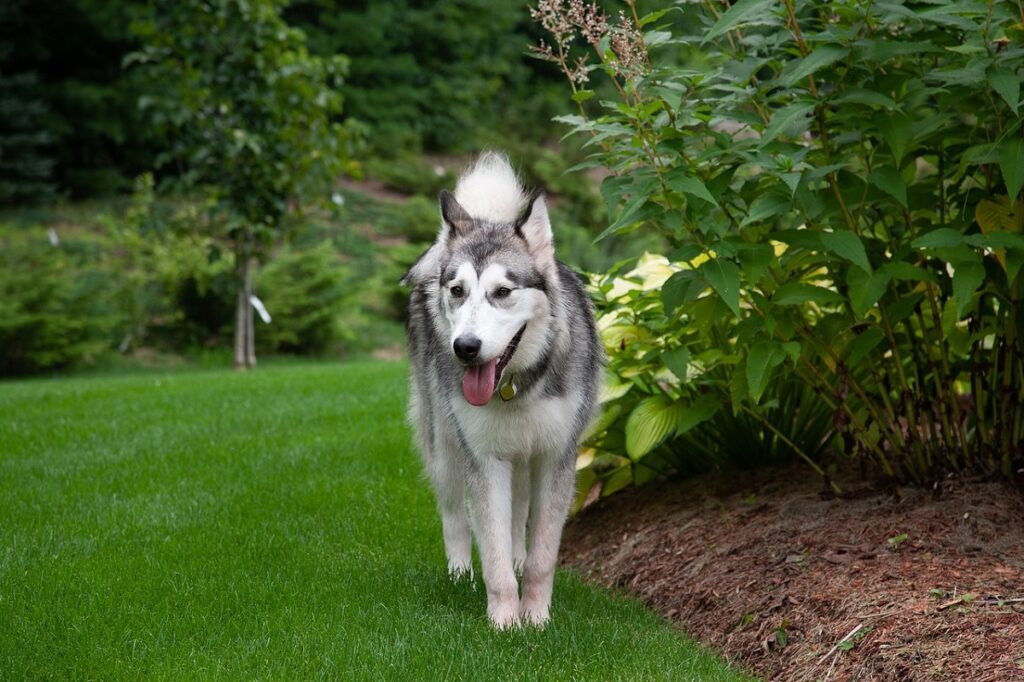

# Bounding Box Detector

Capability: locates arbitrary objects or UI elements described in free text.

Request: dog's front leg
[466,454,520,629]
[520,448,575,627]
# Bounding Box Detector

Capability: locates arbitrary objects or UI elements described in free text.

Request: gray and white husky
[402,152,602,628]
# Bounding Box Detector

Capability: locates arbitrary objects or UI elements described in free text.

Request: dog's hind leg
[520,447,575,627]
[466,454,520,629]
[511,459,530,576]
[427,429,473,581]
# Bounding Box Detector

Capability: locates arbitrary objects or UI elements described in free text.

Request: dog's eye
[494,287,512,299]
[450,285,464,298]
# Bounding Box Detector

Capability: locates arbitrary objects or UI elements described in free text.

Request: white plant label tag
[250,295,272,324]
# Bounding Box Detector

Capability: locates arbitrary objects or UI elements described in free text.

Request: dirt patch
[561,468,1024,681]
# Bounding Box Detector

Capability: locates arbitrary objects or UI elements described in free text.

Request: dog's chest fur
[452,393,580,462]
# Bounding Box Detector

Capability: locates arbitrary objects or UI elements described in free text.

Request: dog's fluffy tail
[454,151,526,223]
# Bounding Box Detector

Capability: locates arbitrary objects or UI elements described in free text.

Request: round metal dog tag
[500,377,518,401]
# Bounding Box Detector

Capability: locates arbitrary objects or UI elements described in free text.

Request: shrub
[0,230,117,375]
[536,0,1024,487]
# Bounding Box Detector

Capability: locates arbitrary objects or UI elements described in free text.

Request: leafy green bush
[537,0,1024,487]
[0,230,117,375]
[254,241,351,355]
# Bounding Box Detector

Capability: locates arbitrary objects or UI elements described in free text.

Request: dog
[402,152,602,628]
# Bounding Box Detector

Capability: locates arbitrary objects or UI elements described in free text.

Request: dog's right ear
[439,190,474,238]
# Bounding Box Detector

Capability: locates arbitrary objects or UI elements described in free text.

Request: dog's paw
[448,562,474,585]
[488,601,521,630]
[520,604,550,628]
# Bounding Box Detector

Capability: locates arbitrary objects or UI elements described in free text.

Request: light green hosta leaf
[868,166,908,208]
[780,45,849,87]
[746,341,786,403]
[821,230,872,272]
[951,261,986,320]
[625,396,685,460]
[703,0,778,42]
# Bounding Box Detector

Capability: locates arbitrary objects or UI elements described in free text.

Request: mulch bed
[561,468,1024,681]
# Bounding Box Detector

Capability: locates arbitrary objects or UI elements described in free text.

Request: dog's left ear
[515,191,555,270]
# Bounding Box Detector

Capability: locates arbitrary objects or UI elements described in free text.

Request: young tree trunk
[234,250,256,369]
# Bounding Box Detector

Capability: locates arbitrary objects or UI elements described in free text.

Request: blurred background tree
[127,0,352,368]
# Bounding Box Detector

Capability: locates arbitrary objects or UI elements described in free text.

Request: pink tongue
[462,359,497,406]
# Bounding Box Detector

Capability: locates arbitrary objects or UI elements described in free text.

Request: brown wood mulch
[561,468,1024,681]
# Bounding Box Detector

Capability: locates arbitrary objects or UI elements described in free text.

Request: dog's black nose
[453,336,482,361]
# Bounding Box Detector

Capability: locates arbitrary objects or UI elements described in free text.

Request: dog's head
[436,190,556,406]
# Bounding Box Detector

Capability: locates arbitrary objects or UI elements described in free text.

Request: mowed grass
[0,362,750,681]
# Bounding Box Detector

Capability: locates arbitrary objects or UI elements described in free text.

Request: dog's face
[437,191,555,405]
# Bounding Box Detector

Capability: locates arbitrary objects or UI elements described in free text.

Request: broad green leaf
[676,394,723,436]
[571,90,595,102]
[761,102,814,146]
[746,341,786,403]
[701,258,742,317]
[882,262,937,283]
[847,267,892,318]
[663,347,691,382]
[662,270,699,314]
[584,404,622,442]
[703,0,777,42]
[833,88,896,110]
[912,228,964,249]
[737,243,774,282]
[844,327,885,368]
[989,67,1020,115]
[625,396,684,460]
[772,282,844,305]
[638,7,672,27]
[741,194,792,226]
[877,113,912,166]
[667,172,719,206]
[999,136,1024,200]
[780,45,849,87]
[952,261,985,319]
[868,166,908,208]
[821,230,872,272]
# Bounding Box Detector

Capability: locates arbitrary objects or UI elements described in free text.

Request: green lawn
[0,362,750,680]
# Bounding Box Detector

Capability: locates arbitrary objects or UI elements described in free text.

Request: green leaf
[780,45,849,87]
[877,113,912,166]
[571,90,595,102]
[844,327,885,367]
[701,259,742,317]
[883,262,937,283]
[833,88,896,109]
[737,243,774,282]
[952,261,985,319]
[667,172,719,206]
[772,282,844,305]
[746,341,786,403]
[625,396,684,460]
[999,136,1024,200]
[676,395,723,436]
[989,67,1020,115]
[868,166,908,208]
[847,267,892,318]
[741,194,792,226]
[703,0,777,43]
[662,270,699,314]
[821,230,872,272]
[912,228,964,249]
[761,102,814,146]
[663,347,691,382]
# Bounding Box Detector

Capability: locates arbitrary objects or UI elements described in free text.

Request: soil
[561,468,1024,681]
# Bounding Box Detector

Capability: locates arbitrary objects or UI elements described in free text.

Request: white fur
[453,152,527,223]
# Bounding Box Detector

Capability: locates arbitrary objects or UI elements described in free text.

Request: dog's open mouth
[461,324,526,406]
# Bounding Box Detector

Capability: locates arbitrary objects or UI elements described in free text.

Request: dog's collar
[499,374,518,401]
